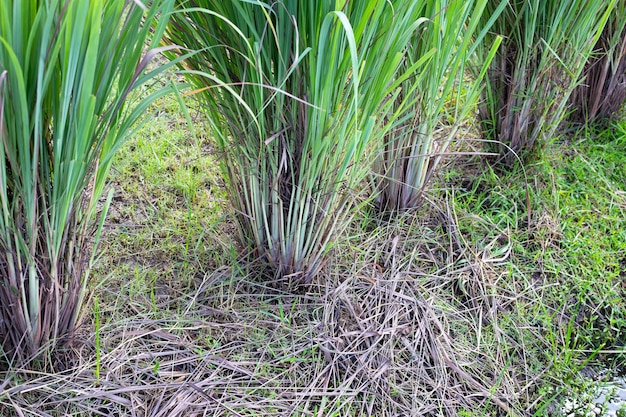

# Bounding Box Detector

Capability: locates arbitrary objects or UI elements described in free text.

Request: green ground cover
[2,87,624,415]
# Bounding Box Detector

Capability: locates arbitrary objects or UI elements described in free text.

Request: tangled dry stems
[0,194,552,416]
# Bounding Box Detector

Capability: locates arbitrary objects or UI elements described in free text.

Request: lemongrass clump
[569,0,626,123]
[0,0,175,365]
[165,0,425,284]
[374,0,504,212]
[476,0,615,165]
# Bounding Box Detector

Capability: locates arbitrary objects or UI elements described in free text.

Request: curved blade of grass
[569,0,626,123]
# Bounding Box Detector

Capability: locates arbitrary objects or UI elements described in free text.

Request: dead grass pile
[0,194,545,416]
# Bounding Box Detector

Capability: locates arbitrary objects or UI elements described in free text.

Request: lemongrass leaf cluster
[374,0,505,212]
[165,0,426,284]
[476,0,616,164]
[0,0,175,364]
[569,0,626,123]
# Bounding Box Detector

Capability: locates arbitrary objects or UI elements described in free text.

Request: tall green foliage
[0,0,174,364]
[570,0,626,123]
[374,0,504,211]
[476,0,615,165]
[165,0,425,284]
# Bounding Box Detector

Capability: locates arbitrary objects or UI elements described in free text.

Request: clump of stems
[569,0,626,123]
[165,0,425,284]
[374,0,504,212]
[0,0,174,365]
[476,0,615,165]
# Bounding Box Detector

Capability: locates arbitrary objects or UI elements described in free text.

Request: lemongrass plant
[476,0,615,165]
[0,0,174,365]
[165,0,426,284]
[569,0,626,123]
[374,0,504,212]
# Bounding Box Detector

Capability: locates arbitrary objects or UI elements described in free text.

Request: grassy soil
[1,83,625,416]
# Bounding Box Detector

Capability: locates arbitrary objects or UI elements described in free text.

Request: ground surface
[1,81,625,416]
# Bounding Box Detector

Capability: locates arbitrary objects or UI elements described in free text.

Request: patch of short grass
[451,122,626,412]
[93,86,231,311]
[531,124,626,355]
